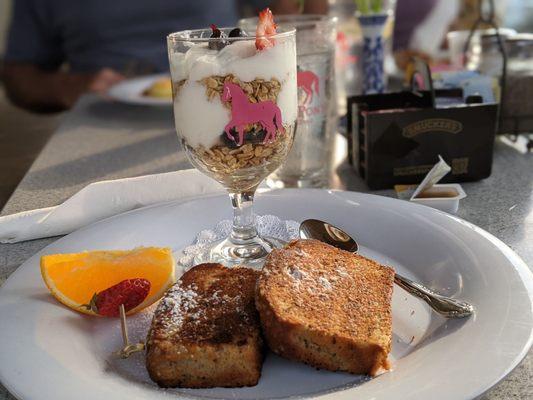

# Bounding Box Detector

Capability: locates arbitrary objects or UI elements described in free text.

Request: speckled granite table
[1,95,532,399]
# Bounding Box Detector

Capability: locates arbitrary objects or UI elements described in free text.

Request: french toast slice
[146,263,263,388]
[256,239,394,376]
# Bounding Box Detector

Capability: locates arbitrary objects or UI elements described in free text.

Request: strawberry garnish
[83,278,151,317]
[255,8,277,50]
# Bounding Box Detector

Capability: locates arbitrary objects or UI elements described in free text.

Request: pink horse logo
[221,82,284,146]
[297,70,319,105]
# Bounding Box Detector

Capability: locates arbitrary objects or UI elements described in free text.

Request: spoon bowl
[299,219,358,252]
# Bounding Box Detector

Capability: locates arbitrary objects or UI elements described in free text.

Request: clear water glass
[240,15,337,188]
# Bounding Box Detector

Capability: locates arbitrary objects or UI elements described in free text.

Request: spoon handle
[394,274,474,318]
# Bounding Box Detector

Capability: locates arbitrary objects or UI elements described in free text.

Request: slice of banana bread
[256,239,394,376]
[146,263,263,388]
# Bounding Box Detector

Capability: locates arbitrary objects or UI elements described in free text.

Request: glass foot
[193,236,287,268]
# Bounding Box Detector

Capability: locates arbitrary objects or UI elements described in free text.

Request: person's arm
[268,0,328,14]
[301,0,328,14]
[2,0,123,112]
[3,63,124,113]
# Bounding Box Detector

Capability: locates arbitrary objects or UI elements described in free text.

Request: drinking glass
[240,15,337,188]
[167,28,297,266]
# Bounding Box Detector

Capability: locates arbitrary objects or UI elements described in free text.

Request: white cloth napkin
[0,169,225,244]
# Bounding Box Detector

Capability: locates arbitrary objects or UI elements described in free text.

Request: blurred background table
[0,94,531,400]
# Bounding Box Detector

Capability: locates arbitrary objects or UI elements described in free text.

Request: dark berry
[228,28,246,38]
[221,130,239,149]
[210,24,222,37]
[245,128,267,144]
[221,127,266,148]
[208,24,227,50]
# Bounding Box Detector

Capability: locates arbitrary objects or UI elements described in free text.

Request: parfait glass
[167,28,297,267]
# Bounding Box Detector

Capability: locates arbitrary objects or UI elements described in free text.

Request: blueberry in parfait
[208,24,227,50]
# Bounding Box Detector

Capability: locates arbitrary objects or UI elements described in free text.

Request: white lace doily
[178,215,299,268]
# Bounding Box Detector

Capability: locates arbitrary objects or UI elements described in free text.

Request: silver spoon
[299,219,474,319]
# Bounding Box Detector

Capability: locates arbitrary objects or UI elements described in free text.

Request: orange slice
[41,247,175,316]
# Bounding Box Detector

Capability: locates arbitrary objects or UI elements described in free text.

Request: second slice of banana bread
[256,239,394,376]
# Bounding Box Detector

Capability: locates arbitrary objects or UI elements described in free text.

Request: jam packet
[395,156,466,214]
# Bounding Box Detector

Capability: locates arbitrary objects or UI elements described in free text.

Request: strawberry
[83,278,151,317]
[255,8,277,50]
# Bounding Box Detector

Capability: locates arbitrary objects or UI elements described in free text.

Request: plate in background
[108,74,172,106]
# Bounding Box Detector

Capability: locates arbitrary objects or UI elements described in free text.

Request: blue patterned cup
[358,13,388,94]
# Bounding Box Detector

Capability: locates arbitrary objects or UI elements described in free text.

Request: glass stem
[229,191,258,244]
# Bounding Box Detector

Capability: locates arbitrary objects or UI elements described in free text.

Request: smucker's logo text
[402,119,463,138]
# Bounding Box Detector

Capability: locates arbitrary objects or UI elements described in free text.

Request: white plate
[0,189,532,400]
[107,74,172,106]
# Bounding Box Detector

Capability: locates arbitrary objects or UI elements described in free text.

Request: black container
[347,78,498,190]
